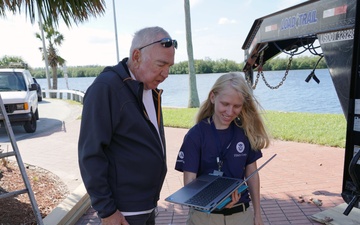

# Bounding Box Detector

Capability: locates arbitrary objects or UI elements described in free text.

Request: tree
[1,0,105,90]
[35,22,65,90]
[0,56,27,67]
[0,0,105,27]
[184,0,200,108]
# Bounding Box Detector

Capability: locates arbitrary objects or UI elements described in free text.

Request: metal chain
[247,70,260,90]
[246,52,263,90]
[260,54,293,89]
[246,52,293,90]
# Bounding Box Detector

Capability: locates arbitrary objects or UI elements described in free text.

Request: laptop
[165,154,277,213]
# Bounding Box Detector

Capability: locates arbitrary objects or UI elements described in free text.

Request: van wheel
[24,112,37,133]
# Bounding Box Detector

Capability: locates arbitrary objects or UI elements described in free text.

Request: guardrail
[42,89,85,104]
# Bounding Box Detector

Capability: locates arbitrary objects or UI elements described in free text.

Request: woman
[175,72,270,225]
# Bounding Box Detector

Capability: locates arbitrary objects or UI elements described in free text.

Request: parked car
[33,78,43,102]
[0,66,39,133]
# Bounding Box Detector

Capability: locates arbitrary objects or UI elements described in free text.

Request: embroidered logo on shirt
[178,151,184,159]
[234,142,247,158]
[236,142,245,153]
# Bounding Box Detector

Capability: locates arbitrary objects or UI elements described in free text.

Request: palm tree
[1,0,105,90]
[35,22,65,90]
[0,0,106,27]
[184,0,200,108]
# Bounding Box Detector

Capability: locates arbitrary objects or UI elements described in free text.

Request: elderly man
[78,26,177,225]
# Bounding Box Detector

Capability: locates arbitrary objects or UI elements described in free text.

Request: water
[36,69,343,114]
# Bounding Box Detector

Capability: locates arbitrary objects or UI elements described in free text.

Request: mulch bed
[0,159,69,224]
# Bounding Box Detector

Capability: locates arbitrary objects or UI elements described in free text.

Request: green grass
[163,107,199,128]
[263,111,346,148]
[163,108,347,148]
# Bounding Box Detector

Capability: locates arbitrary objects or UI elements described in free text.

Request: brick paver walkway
[75,128,346,225]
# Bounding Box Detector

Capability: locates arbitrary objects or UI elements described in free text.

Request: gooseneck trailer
[242,0,360,215]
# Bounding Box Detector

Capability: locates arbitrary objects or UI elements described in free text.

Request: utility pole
[112,0,120,62]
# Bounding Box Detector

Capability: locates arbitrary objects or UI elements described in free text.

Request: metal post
[63,64,69,89]
[112,0,120,62]
[342,0,360,213]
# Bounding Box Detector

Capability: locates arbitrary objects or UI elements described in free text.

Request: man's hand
[101,210,129,225]
[225,190,241,208]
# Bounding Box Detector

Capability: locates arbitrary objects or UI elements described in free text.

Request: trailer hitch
[343,150,360,216]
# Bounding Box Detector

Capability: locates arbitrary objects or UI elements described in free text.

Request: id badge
[211,170,223,177]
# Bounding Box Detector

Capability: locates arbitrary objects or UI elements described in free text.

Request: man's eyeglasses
[139,38,178,50]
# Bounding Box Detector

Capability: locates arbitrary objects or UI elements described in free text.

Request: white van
[0,67,39,133]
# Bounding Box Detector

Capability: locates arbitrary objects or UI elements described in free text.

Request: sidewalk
[75,127,347,225]
[2,99,351,224]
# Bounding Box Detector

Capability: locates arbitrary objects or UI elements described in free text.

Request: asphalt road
[0,99,81,139]
[0,99,83,192]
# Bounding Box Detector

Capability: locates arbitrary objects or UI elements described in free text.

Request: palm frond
[1,0,106,27]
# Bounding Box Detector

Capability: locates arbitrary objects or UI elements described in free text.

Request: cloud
[218,17,237,25]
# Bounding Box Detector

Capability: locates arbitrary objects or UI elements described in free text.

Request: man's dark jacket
[78,58,167,218]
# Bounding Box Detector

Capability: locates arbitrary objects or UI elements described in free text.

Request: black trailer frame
[242,0,360,214]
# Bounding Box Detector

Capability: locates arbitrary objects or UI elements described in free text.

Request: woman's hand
[254,213,264,225]
[224,190,241,208]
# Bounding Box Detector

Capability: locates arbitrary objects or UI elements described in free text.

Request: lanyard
[210,117,235,172]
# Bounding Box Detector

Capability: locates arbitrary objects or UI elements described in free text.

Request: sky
[0,0,306,68]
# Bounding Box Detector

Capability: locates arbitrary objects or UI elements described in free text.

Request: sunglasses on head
[139,38,178,50]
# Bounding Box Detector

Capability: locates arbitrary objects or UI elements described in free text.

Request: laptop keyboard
[185,177,236,207]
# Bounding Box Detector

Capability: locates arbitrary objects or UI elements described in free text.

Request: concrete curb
[43,183,90,225]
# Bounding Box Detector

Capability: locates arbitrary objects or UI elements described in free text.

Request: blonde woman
[175,73,270,225]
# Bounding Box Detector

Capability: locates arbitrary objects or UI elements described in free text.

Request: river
[36,69,343,114]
